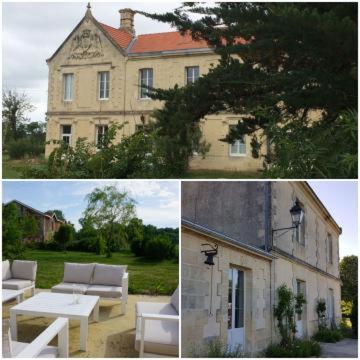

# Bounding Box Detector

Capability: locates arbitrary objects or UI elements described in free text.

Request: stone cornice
[46,110,152,117]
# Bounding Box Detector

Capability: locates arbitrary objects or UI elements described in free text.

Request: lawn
[22,249,178,295]
[2,155,46,179]
[184,169,262,179]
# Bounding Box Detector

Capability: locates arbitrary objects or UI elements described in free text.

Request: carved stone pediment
[69,29,103,59]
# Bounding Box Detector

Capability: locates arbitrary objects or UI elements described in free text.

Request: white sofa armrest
[15,317,69,358]
[139,313,179,357]
[122,272,129,302]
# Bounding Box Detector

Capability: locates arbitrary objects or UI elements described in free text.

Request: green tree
[340,255,358,335]
[83,186,136,257]
[144,235,175,260]
[138,2,357,178]
[22,214,39,241]
[54,224,74,251]
[2,90,35,142]
[2,203,24,259]
[128,218,144,256]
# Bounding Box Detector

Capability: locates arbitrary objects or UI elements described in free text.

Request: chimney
[119,8,135,35]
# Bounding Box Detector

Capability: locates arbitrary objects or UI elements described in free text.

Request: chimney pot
[119,8,135,35]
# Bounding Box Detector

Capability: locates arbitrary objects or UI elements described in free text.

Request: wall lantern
[140,114,145,124]
[201,243,218,266]
[272,200,304,239]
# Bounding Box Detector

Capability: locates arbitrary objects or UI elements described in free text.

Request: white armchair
[139,313,179,357]
[7,317,69,358]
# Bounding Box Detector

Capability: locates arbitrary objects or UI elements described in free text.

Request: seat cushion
[2,279,33,290]
[51,282,89,294]
[86,284,122,298]
[92,264,127,287]
[171,286,179,314]
[2,260,11,281]
[135,316,179,356]
[63,262,95,284]
[11,260,37,281]
[136,302,177,318]
[11,341,58,358]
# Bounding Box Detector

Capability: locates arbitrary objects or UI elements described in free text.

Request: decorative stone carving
[69,29,103,59]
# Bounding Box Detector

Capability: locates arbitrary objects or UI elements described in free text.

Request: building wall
[181,181,266,249]
[182,227,272,356]
[45,15,265,171]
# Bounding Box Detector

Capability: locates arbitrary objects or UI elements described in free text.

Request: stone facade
[181,181,342,356]
[45,5,265,171]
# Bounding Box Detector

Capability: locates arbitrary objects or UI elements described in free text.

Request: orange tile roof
[99,23,133,49]
[129,31,211,53]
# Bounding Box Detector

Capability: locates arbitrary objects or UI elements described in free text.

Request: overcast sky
[3,180,180,230]
[2,1,181,122]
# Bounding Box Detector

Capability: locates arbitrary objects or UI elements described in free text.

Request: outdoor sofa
[135,286,179,357]
[2,260,37,296]
[4,317,69,358]
[51,262,128,314]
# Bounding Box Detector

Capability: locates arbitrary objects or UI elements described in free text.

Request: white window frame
[63,74,74,101]
[60,125,72,146]
[95,125,108,148]
[139,68,153,99]
[98,71,110,100]
[295,205,305,245]
[229,125,246,157]
[185,66,200,84]
[326,234,333,264]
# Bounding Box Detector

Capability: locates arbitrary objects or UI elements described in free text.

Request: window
[96,125,108,148]
[63,74,74,101]
[229,125,246,156]
[139,68,153,99]
[186,66,199,84]
[61,125,72,145]
[326,234,333,264]
[98,71,110,99]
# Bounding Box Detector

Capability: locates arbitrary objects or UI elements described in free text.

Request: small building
[4,200,65,242]
[181,181,342,356]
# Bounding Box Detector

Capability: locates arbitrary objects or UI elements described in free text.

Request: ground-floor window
[229,125,246,156]
[96,125,108,148]
[61,125,72,145]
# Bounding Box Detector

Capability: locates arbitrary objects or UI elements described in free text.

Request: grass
[313,327,343,343]
[2,155,45,179]
[22,249,178,295]
[184,169,262,179]
[263,340,321,358]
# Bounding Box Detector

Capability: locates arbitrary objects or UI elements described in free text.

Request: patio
[2,289,171,358]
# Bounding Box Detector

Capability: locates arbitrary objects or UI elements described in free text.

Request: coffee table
[9,292,99,351]
[2,289,24,303]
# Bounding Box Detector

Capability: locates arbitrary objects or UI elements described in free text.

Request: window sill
[138,97,153,101]
[98,98,109,101]
[229,154,247,157]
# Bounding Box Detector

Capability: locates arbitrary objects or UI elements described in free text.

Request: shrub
[263,339,321,357]
[190,339,244,358]
[54,224,74,251]
[7,138,44,159]
[313,327,343,343]
[144,235,174,260]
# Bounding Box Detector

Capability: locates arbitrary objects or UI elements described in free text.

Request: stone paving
[320,338,358,358]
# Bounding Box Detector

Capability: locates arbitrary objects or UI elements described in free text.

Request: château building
[45,3,265,172]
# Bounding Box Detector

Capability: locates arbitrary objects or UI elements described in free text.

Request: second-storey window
[63,74,74,101]
[96,125,108,148]
[229,126,246,156]
[140,68,153,99]
[98,71,110,99]
[61,125,72,145]
[186,66,199,84]
[296,204,305,245]
[326,234,333,264]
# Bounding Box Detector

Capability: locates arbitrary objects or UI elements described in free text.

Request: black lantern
[290,200,303,228]
[201,243,218,266]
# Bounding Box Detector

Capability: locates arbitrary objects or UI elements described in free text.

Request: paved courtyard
[320,338,358,358]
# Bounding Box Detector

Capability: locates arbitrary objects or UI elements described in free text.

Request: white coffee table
[10,292,99,351]
[2,289,24,303]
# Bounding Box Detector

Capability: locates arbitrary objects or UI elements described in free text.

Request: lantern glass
[290,200,303,227]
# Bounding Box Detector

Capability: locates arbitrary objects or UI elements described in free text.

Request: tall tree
[2,90,35,141]
[83,186,136,257]
[139,2,357,178]
[54,223,74,251]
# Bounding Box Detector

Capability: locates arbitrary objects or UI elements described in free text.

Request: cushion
[171,286,179,314]
[63,263,95,284]
[135,316,179,356]
[2,260,11,281]
[2,279,33,290]
[11,260,37,281]
[91,264,127,287]
[51,282,89,294]
[136,302,177,318]
[86,284,122,298]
